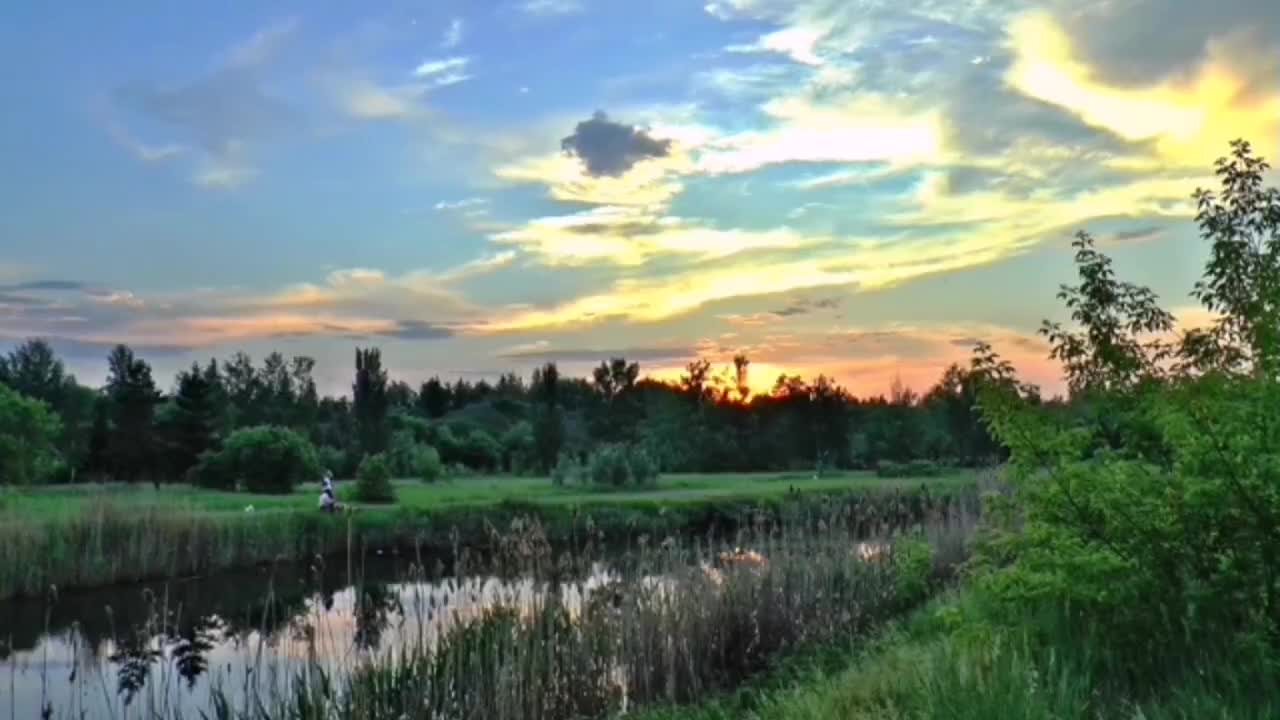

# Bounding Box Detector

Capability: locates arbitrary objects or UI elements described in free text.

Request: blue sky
[2,0,1277,396]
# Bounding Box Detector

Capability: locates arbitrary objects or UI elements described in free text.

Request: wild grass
[0,472,980,599]
[632,593,1280,720]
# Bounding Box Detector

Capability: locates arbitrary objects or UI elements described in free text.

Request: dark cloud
[376,321,456,341]
[497,344,694,363]
[0,336,193,362]
[116,71,299,153]
[1107,226,1164,245]
[560,111,672,177]
[770,295,843,318]
[565,221,664,237]
[0,280,87,292]
[948,336,984,349]
[1059,0,1280,92]
[0,293,50,307]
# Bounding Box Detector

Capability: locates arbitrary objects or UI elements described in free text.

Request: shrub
[194,426,320,494]
[415,445,445,483]
[354,453,396,503]
[588,444,632,487]
[906,459,942,477]
[316,445,349,478]
[875,461,907,478]
[551,451,577,486]
[387,429,419,477]
[627,446,659,486]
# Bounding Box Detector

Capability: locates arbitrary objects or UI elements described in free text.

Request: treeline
[0,332,1038,486]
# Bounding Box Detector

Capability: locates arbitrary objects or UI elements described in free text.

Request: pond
[1,503,977,720]
[1,550,625,719]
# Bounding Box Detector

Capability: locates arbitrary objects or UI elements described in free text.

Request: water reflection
[0,555,621,719]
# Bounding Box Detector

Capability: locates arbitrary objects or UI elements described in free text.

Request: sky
[1,0,1277,398]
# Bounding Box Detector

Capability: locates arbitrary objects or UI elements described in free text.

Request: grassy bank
[631,591,1280,720]
[0,470,980,599]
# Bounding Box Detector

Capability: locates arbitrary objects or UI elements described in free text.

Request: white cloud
[341,80,429,120]
[441,18,464,49]
[413,56,472,88]
[519,0,583,16]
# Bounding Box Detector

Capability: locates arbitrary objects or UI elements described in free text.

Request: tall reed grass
[0,483,980,600]
[196,495,978,720]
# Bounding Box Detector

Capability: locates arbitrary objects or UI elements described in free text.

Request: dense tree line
[0,328,1027,485]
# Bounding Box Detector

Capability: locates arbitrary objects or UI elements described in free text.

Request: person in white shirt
[319,470,337,512]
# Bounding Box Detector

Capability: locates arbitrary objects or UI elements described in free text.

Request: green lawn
[0,470,976,521]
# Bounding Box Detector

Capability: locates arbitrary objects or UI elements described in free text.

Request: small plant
[353,453,396,503]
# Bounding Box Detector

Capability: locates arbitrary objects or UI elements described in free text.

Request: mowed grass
[0,470,978,521]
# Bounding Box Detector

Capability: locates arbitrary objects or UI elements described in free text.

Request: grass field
[0,469,978,519]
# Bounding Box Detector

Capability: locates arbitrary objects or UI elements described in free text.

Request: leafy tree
[1042,231,1174,395]
[221,352,261,428]
[0,383,61,484]
[387,380,416,411]
[353,348,389,457]
[971,141,1280,688]
[500,420,535,473]
[193,425,320,494]
[105,345,160,483]
[591,357,640,443]
[1182,139,1280,375]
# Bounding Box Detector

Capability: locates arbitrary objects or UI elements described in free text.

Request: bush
[907,459,943,477]
[551,451,578,486]
[875,461,907,478]
[415,445,445,483]
[194,426,320,494]
[316,445,350,478]
[588,444,631,487]
[353,453,396,503]
[627,446,659,486]
[876,459,943,478]
[459,428,502,471]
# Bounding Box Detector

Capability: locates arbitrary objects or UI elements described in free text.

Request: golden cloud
[1006,10,1280,167]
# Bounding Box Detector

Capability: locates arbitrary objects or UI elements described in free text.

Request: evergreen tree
[418,377,450,418]
[105,345,160,483]
[353,347,389,458]
[170,362,221,478]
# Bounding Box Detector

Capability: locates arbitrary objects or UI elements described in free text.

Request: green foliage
[500,420,535,473]
[586,443,660,487]
[0,383,62,485]
[194,425,320,494]
[550,451,578,486]
[458,427,502,471]
[968,141,1280,695]
[354,453,396,503]
[588,443,632,486]
[353,348,389,458]
[315,445,350,479]
[105,344,161,483]
[628,445,660,486]
[876,460,942,479]
[414,444,444,483]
